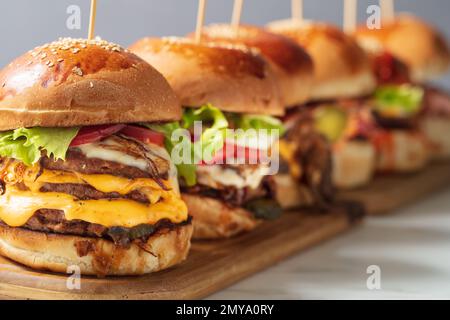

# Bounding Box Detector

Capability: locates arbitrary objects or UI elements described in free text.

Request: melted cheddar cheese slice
[0,165,188,228]
[278,140,302,179]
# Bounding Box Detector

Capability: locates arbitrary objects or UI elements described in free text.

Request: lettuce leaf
[229,114,286,136]
[146,122,197,187]
[148,104,285,186]
[373,84,424,117]
[0,127,79,166]
[182,104,229,162]
[148,105,228,186]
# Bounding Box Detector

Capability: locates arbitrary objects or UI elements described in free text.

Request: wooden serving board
[0,209,358,300]
[339,162,450,215]
[1,163,448,300]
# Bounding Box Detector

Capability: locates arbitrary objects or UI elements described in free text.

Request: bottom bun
[272,174,315,209]
[375,130,429,172]
[420,116,450,159]
[333,140,376,189]
[181,194,259,239]
[0,223,193,276]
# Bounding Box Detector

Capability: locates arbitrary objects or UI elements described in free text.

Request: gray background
[1,0,449,84]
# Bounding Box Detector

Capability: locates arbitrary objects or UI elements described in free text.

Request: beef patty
[40,183,149,203]
[182,175,275,208]
[0,134,182,247]
[0,210,191,248]
[283,107,334,210]
[41,149,165,180]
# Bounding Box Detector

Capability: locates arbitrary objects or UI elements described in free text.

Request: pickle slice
[314,106,348,142]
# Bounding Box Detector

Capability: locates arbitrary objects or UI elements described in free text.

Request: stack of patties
[354,14,450,159]
[187,24,334,210]
[267,20,378,188]
[130,37,287,239]
[0,38,192,276]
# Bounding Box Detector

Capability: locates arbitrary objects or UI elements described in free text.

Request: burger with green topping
[130,37,286,239]
[0,38,192,276]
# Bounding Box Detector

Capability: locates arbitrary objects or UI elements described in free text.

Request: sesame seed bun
[354,14,450,83]
[0,38,181,131]
[189,24,314,107]
[267,20,376,101]
[129,37,284,116]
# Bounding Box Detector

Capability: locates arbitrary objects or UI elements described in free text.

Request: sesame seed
[38,37,125,55]
[89,82,94,88]
[72,66,83,76]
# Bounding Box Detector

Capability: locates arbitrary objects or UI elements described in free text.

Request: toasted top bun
[129,37,284,116]
[189,24,314,107]
[267,20,376,101]
[354,14,450,82]
[0,38,181,131]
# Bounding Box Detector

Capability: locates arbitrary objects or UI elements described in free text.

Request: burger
[354,14,449,83]
[354,14,450,159]
[130,37,285,239]
[0,38,192,276]
[186,24,334,210]
[267,20,378,188]
[269,19,431,177]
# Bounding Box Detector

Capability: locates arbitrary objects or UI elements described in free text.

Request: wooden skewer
[88,0,98,40]
[380,0,395,22]
[291,0,303,22]
[195,0,207,44]
[231,0,244,36]
[343,0,357,33]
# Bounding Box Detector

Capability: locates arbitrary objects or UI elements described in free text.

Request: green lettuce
[148,105,228,186]
[229,114,286,136]
[146,122,197,187]
[373,84,424,117]
[148,104,285,186]
[182,104,229,163]
[0,127,79,166]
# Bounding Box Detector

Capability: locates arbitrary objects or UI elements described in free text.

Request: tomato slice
[119,125,165,147]
[373,52,410,85]
[70,124,126,146]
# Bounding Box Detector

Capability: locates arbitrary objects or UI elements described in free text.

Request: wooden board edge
[0,212,357,300]
[339,163,450,215]
[191,213,356,300]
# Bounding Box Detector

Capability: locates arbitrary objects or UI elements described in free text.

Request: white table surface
[208,187,450,300]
